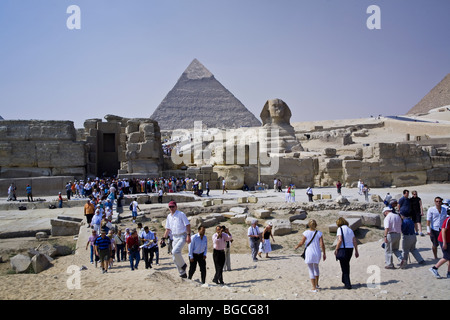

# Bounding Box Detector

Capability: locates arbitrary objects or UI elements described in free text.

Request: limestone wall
[0,120,86,179]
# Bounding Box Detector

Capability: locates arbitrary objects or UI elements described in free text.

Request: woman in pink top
[212,225,232,285]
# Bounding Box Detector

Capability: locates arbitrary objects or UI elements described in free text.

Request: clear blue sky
[1,0,449,128]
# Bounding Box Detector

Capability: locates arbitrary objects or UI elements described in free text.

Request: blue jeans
[128,250,140,270]
[89,245,94,263]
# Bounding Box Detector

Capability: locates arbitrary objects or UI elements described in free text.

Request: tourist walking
[223,226,233,271]
[58,192,63,208]
[358,179,364,195]
[26,184,33,202]
[130,197,141,223]
[400,216,425,268]
[383,206,403,269]
[285,186,291,203]
[248,219,261,262]
[363,184,370,202]
[410,191,424,236]
[141,226,157,269]
[114,229,126,262]
[334,217,359,289]
[163,201,191,278]
[294,219,326,292]
[90,208,102,234]
[188,226,208,283]
[94,229,112,274]
[306,186,314,202]
[222,179,227,194]
[427,196,448,259]
[86,229,98,264]
[7,184,16,201]
[398,189,411,217]
[429,214,450,278]
[336,181,342,195]
[258,222,275,258]
[84,199,95,225]
[212,225,232,285]
[126,228,140,270]
[290,186,296,202]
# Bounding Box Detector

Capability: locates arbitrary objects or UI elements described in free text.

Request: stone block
[272,219,292,236]
[202,200,213,207]
[253,209,271,219]
[289,210,307,222]
[322,194,332,199]
[230,207,247,214]
[212,199,223,205]
[238,197,247,204]
[10,254,31,273]
[338,211,382,228]
[391,171,427,187]
[231,214,247,224]
[31,253,51,274]
[202,218,218,228]
[329,217,362,233]
[222,212,237,219]
[248,196,258,203]
[50,218,81,236]
[371,194,383,202]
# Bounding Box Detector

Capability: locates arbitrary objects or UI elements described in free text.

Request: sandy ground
[0,184,449,302]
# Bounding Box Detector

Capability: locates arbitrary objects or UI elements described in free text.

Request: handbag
[336,227,346,261]
[301,230,317,259]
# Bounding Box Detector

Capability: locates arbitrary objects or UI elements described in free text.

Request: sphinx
[259,99,303,154]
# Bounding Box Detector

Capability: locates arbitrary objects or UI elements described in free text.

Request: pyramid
[407,73,450,115]
[150,59,261,130]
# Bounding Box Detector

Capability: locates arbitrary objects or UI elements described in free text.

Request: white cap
[382,207,392,214]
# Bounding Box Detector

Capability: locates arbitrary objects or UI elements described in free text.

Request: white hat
[382,207,392,214]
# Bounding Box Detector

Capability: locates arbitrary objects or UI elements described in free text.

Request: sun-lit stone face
[260,98,292,127]
[268,100,286,124]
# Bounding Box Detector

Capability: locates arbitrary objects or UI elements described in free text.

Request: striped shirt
[95,236,111,250]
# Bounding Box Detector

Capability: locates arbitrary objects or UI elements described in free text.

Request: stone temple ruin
[1,61,450,197]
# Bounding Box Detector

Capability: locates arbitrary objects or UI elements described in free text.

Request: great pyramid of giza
[407,73,450,115]
[150,59,261,130]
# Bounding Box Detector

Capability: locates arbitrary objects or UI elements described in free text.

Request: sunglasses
[169,206,175,208]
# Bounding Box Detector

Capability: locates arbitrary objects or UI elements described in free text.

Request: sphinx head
[260,99,292,126]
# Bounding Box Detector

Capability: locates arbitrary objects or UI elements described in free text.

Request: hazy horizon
[1,0,449,128]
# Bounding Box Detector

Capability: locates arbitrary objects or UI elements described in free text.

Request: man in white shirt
[248,219,261,262]
[163,201,191,278]
[383,207,403,269]
[427,197,448,259]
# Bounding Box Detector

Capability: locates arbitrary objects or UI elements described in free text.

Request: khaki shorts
[98,248,110,262]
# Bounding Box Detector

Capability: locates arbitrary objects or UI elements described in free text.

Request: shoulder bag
[301,230,318,259]
[336,227,346,261]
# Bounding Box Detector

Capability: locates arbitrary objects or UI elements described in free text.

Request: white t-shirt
[132,200,138,212]
[336,225,355,249]
[165,210,190,235]
[303,229,323,264]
